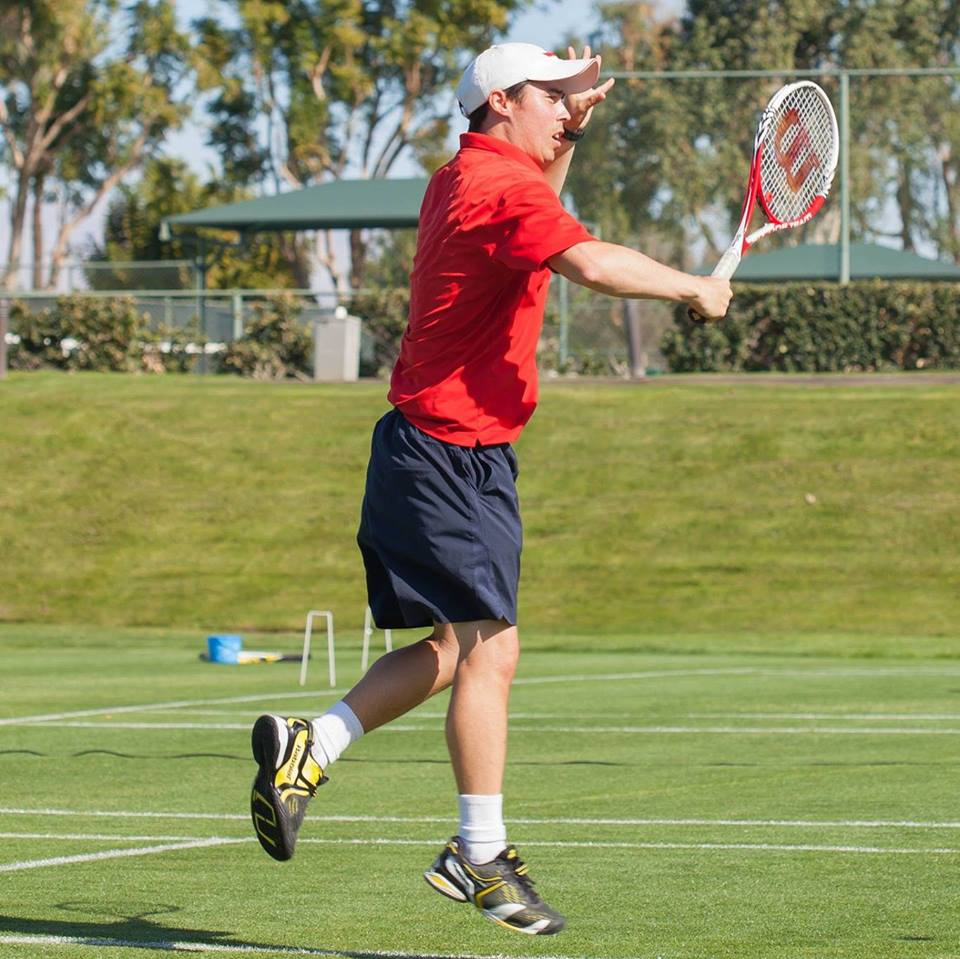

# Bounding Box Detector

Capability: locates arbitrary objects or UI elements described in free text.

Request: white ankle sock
[310,700,364,769]
[458,793,507,865]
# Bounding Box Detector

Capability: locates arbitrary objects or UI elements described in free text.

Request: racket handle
[712,247,742,280]
[687,247,742,323]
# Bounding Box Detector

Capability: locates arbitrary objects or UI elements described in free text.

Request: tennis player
[250,42,732,936]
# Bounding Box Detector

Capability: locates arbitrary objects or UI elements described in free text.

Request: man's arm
[549,240,733,320]
[543,47,615,196]
[543,140,576,195]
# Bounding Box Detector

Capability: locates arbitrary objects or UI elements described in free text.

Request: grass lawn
[2,624,960,959]
[0,372,958,641]
[1,373,959,957]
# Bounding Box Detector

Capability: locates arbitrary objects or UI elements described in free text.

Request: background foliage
[9,295,196,372]
[218,295,313,380]
[662,281,960,372]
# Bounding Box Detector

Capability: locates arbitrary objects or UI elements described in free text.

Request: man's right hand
[688,277,733,321]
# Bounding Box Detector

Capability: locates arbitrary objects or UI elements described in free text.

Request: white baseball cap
[456,43,601,117]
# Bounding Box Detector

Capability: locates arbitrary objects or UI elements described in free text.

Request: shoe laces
[502,848,539,899]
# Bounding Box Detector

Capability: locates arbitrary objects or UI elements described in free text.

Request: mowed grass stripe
[7,807,960,829]
[0,933,600,959]
[2,832,958,857]
[23,719,960,735]
[6,661,960,726]
[2,375,958,639]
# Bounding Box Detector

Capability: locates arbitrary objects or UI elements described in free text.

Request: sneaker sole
[423,870,469,902]
[250,716,294,862]
[482,911,565,935]
[423,870,564,935]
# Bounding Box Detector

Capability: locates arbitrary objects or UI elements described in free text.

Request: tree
[0,0,194,289]
[565,0,960,269]
[86,157,302,291]
[194,0,529,292]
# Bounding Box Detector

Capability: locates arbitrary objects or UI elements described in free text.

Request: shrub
[349,287,409,377]
[218,294,311,380]
[662,281,960,372]
[11,296,150,372]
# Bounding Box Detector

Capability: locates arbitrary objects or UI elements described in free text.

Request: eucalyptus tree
[0,0,194,289]
[195,0,527,291]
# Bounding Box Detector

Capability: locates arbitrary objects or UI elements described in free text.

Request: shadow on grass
[0,905,481,958]
[70,750,248,761]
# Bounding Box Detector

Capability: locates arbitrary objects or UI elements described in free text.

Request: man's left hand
[564,46,616,133]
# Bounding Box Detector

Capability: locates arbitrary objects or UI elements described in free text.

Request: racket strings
[759,89,836,224]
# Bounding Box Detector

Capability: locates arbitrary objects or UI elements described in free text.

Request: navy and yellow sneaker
[250,714,327,861]
[423,836,565,935]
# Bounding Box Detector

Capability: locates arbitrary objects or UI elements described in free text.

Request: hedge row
[662,281,960,372]
[8,295,310,378]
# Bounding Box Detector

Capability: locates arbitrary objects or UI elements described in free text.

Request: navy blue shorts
[357,408,521,629]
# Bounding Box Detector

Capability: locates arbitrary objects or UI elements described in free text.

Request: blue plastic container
[207,634,243,664]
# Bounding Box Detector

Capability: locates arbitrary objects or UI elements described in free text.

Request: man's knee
[451,620,519,684]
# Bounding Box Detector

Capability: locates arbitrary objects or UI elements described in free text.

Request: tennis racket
[690,80,839,322]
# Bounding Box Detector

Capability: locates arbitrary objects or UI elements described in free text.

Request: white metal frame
[300,609,335,687]
[361,605,393,672]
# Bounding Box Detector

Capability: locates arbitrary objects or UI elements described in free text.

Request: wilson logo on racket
[773,109,821,193]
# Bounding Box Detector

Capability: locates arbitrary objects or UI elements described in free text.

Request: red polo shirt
[387,132,593,446]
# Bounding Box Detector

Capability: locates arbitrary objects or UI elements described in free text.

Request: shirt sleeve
[491,177,594,272]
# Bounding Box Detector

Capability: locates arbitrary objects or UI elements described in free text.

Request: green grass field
[1,372,959,957]
[2,625,960,959]
[1,373,958,641]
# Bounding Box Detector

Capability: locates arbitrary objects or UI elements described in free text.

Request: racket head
[755,81,839,228]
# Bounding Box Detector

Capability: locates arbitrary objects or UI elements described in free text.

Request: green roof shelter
[733,242,960,282]
[162,177,429,234]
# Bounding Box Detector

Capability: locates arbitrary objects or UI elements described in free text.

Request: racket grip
[688,246,742,323]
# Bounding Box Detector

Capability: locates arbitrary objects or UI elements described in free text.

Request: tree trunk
[314,231,348,295]
[0,297,9,379]
[349,228,367,291]
[896,156,916,253]
[941,155,959,265]
[3,169,31,290]
[32,171,46,289]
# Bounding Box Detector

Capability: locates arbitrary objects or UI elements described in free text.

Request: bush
[11,296,151,372]
[349,287,409,377]
[218,294,311,380]
[661,281,960,372]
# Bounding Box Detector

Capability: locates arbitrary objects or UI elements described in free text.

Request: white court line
[512,666,960,686]
[0,832,228,842]
[141,709,581,719]
[0,830,956,857]
[6,663,960,727]
[5,807,960,830]
[0,836,240,873]
[693,712,960,720]
[27,719,960,735]
[0,833,960,860]
[0,934,600,959]
[0,689,348,728]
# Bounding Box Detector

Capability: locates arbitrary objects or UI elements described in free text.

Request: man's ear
[487,89,512,119]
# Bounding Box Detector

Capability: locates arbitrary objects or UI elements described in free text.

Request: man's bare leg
[444,619,519,794]
[343,624,461,732]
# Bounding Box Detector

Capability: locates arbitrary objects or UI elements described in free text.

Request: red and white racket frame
[710,80,839,281]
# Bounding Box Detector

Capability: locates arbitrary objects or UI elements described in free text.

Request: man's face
[498,81,572,167]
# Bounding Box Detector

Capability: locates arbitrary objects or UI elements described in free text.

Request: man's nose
[557,100,571,122]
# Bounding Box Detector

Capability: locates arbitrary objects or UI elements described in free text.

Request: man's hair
[467,80,529,132]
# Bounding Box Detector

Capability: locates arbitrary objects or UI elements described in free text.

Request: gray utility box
[312,307,360,381]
